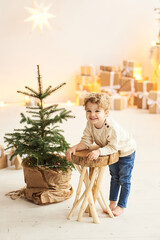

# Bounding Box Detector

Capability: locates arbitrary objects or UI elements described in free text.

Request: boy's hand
[66,147,76,162]
[86,149,100,160]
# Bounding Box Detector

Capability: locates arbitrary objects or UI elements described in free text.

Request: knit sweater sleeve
[99,127,119,156]
[80,122,94,148]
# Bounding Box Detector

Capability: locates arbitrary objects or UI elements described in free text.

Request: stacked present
[135,81,157,109]
[118,60,143,107]
[99,65,128,110]
[100,65,121,94]
[119,60,159,111]
[148,90,160,113]
[119,77,135,106]
[110,94,128,111]
[75,60,160,113]
[121,60,142,79]
[76,65,100,105]
[0,145,22,170]
[0,145,7,169]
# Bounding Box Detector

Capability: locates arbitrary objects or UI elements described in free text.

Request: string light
[66,100,72,107]
[0,101,5,107]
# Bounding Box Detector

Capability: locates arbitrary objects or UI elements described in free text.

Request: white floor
[0,105,160,240]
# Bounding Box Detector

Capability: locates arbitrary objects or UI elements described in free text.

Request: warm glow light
[152,41,156,46]
[0,101,5,107]
[25,1,55,33]
[159,64,160,69]
[134,74,142,80]
[25,96,30,102]
[133,67,142,80]
[24,96,31,106]
[66,100,72,107]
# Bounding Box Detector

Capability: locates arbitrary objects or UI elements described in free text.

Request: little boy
[66,93,136,216]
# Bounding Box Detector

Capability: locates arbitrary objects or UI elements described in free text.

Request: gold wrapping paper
[119,91,134,106]
[134,96,138,106]
[0,145,7,169]
[137,93,149,109]
[136,81,157,109]
[76,91,87,105]
[148,91,160,113]
[137,81,157,92]
[100,65,116,72]
[100,71,121,87]
[123,60,141,68]
[76,75,99,92]
[81,65,97,76]
[120,77,135,92]
[134,79,139,92]
[111,95,128,110]
[122,60,141,77]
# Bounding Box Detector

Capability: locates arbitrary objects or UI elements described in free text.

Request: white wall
[0,0,159,103]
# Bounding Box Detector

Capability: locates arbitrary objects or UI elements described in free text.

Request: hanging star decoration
[25,1,55,33]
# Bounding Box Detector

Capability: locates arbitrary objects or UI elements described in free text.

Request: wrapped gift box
[137,81,157,92]
[134,78,149,92]
[81,65,97,76]
[76,75,99,92]
[119,91,134,106]
[137,93,149,109]
[134,79,141,92]
[100,71,121,87]
[134,96,138,106]
[135,81,157,109]
[76,91,88,106]
[120,77,135,92]
[91,82,101,92]
[100,65,116,72]
[111,95,128,110]
[123,60,141,68]
[0,145,7,169]
[122,60,142,77]
[148,91,160,113]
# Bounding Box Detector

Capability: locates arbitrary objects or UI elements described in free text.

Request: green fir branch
[37,65,43,95]
[17,91,38,98]
[48,82,66,95]
[25,86,39,96]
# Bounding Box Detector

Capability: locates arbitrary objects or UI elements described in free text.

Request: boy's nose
[90,112,95,117]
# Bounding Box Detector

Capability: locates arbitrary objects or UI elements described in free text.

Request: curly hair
[84,93,111,111]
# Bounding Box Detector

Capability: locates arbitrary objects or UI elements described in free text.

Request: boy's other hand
[66,147,76,162]
[86,149,100,160]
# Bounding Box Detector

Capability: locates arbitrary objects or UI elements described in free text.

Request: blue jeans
[109,151,135,208]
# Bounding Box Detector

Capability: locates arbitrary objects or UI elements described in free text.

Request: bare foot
[112,206,124,216]
[103,201,116,214]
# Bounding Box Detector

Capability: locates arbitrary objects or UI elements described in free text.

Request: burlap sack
[6,163,73,205]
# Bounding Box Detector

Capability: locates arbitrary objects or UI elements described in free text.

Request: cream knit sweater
[80,117,136,157]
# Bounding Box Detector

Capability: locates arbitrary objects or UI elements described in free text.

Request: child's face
[85,102,108,128]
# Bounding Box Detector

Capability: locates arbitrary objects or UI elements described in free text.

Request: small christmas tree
[4,65,74,172]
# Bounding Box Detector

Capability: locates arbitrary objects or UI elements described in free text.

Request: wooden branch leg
[89,167,94,217]
[76,165,89,214]
[68,189,86,220]
[67,167,87,220]
[77,167,98,223]
[93,167,105,202]
[73,167,87,206]
[87,192,99,224]
[77,165,90,214]
[97,197,105,211]
[84,171,90,213]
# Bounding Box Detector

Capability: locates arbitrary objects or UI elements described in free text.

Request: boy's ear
[105,110,109,115]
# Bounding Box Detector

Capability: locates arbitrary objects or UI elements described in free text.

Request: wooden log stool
[67,148,119,224]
